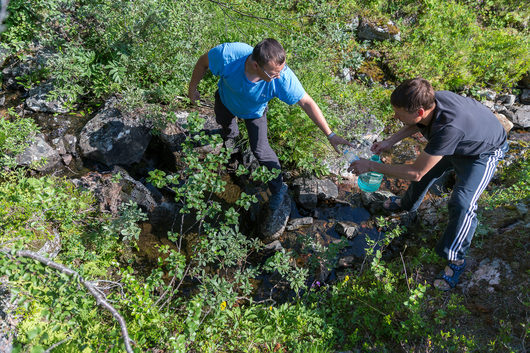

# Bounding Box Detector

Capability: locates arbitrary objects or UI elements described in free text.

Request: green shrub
[0,114,39,168]
[384,0,530,90]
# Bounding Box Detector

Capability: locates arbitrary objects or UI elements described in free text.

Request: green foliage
[0,114,39,168]
[0,173,92,243]
[384,0,530,90]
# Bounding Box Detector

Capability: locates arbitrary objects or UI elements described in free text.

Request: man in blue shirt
[188,38,351,209]
[348,78,508,290]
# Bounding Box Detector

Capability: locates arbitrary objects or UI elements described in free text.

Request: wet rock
[520,89,530,105]
[79,98,152,166]
[335,222,360,239]
[0,95,5,107]
[292,177,339,209]
[465,258,512,292]
[25,82,69,113]
[509,105,530,128]
[360,189,394,214]
[337,255,355,268]
[16,133,62,172]
[286,217,313,231]
[261,194,292,243]
[264,240,283,251]
[148,201,180,237]
[358,18,400,41]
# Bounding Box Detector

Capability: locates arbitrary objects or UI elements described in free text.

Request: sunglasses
[259,64,286,80]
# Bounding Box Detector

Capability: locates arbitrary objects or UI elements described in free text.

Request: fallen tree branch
[0,248,134,353]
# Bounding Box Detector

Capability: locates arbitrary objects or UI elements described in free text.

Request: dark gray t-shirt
[417,91,506,157]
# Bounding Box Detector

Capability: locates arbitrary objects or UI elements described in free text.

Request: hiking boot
[268,183,288,210]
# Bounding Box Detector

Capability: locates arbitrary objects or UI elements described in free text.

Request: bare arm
[188,52,210,104]
[371,124,420,154]
[349,150,443,181]
[297,93,353,153]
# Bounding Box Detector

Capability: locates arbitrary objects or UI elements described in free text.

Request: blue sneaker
[269,183,288,210]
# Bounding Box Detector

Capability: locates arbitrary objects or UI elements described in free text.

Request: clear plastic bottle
[357,155,384,192]
[343,148,359,163]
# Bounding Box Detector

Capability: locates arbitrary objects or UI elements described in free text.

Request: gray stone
[358,18,400,41]
[465,258,512,292]
[0,95,5,107]
[510,105,530,128]
[79,98,152,166]
[63,134,77,154]
[157,111,223,164]
[25,82,70,113]
[335,222,360,239]
[339,67,353,82]
[498,94,516,106]
[72,166,157,216]
[286,217,313,231]
[52,137,67,155]
[520,89,530,105]
[293,178,339,209]
[16,134,62,172]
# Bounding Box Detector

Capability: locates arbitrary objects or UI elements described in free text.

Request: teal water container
[357,155,384,192]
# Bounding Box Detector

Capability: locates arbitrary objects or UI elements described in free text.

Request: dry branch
[0,248,134,353]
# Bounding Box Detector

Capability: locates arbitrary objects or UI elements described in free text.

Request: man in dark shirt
[348,78,508,290]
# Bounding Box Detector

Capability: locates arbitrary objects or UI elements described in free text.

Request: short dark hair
[251,38,286,67]
[390,78,435,112]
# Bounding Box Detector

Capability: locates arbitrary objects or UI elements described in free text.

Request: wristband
[327,132,336,139]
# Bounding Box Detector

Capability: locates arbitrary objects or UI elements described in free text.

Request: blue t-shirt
[208,42,306,119]
[418,91,507,157]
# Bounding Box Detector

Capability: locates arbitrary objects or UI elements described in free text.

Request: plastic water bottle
[343,148,359,163]
[357,155,384,192]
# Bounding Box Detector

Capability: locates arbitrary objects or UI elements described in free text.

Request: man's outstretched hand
[328,134,354,154]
